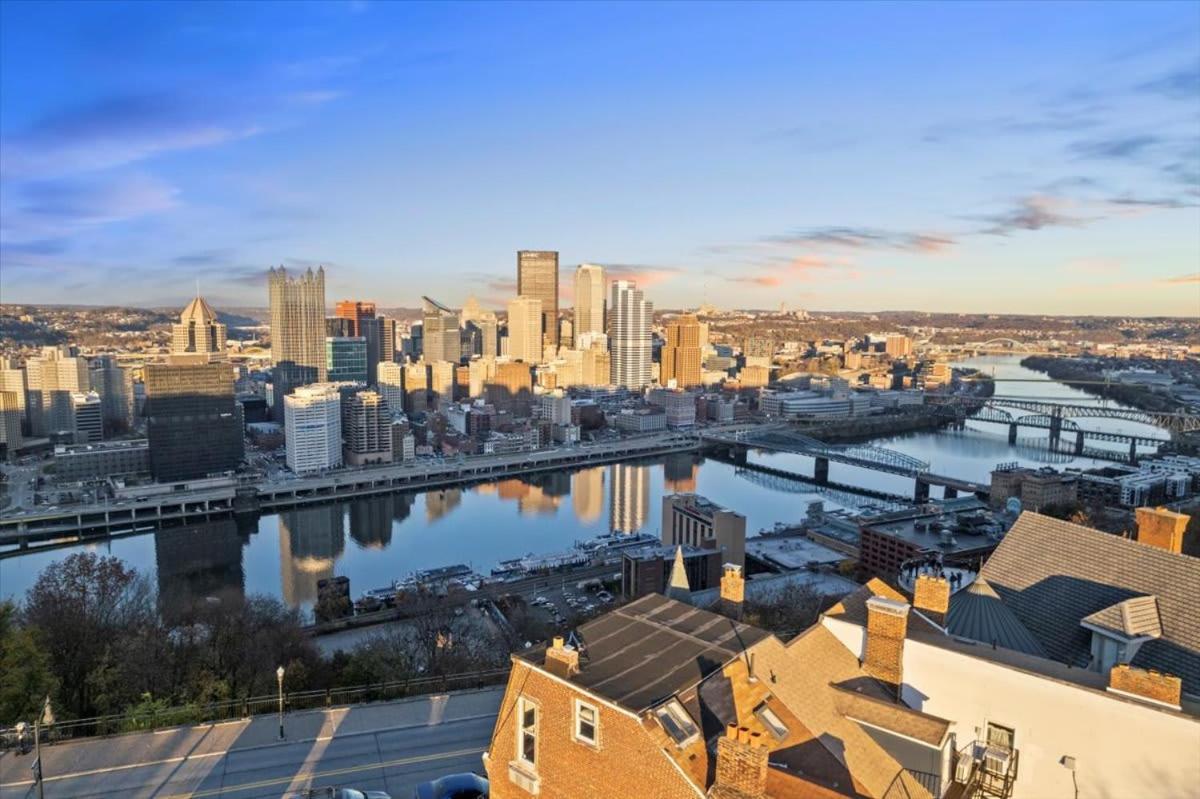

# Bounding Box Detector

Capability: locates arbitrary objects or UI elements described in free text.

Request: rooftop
[517,592,768,712]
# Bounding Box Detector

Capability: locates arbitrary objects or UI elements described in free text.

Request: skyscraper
[517,250,559,350]
[574,263,605,347]
[661,314,703,388]
[268,266,327,420]
[421,296,461,364]
[144,358,244,482]
[0,360,29,436]
[89,355,134,435]
[325,336,368,383]
[71,391,103,443]
[171,296,227,358]
[342,389,392,466]
[25,346,90,438]
[507,296,543,363]
[284,383,342,473]
[376,361,405,416]
[334,300,376,336]
[0,389,23,459]
[609,280,653,389]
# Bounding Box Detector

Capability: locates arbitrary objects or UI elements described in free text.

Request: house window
[574,700,599,746]
[518,697,538,768]
[654,699,700,747]
[754,702,789,741]
[986,722,1015,751]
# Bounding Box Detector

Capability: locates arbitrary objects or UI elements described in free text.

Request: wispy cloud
[1069,134,1162,161]
[1160,272,1200,284]
[8,174,179,232]
[601,263,685,288]
[977,195,1092,235]
[764,226,954,253]
[1136,61,1200,100]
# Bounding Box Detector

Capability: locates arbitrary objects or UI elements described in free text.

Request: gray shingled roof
[517,592,769,711]
[978,513,1200,696]
[947,578,1047,657]
[1080,595,1163,639]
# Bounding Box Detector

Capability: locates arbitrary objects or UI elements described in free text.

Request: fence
[0,667,510,749]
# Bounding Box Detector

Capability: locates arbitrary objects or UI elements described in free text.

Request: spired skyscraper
[268,266,327,420]
[573,263,605,347]
[609,280,653,389]
[517,250,559,352]
[171,296,227,358]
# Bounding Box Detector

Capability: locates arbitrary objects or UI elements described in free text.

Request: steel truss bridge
[702,426,931,477]
[926,394,1199,436]
[734,467,910,511]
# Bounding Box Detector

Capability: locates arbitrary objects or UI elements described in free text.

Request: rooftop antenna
[195,278,201,300]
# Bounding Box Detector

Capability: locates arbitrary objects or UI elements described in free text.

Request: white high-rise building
[284,383,342,474]
[574,263,605,347]
[507,296,543,363]
[609,280,652,389]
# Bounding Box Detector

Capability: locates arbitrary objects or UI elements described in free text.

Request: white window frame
[573,698,600,748]
[516,696,539,769]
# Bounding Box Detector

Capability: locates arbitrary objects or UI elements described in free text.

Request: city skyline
[1,2,1197,315]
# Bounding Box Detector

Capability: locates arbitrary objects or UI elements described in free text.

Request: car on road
[413,772,488,799]
[305,788,391,799]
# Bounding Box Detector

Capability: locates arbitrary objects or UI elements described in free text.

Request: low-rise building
[661,492,746,567]
[610,407,667,433]
[989,463,1079,511]
[859,503,1004,578]
[54,439,150,482]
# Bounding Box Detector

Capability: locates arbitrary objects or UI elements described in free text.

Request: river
[0,356,1164,618]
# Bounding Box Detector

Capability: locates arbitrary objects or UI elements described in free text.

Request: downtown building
[325,336,368,384]
[342,389,392,466]
[422,296,461,364]
[517,250,559,352]
[609,280,652,389]
[284,383,343,473]
[268,266,327,420]
[507,295,544,363]
[171,296,227,357]
[25,346,90,439]
[573,263,605,348]
[144,357,243,482]
[660,313,703,389]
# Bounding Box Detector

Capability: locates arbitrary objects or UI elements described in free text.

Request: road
[0,689,503,799]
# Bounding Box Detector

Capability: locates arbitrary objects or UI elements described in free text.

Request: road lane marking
[0,713,498,790]
[158,746,484,798]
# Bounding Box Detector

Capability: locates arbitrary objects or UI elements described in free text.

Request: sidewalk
[0,687,504,795]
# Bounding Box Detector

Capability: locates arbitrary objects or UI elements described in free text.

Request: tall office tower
[171,296,227,358]
[26,346,90,438]
[609,280,653,389]
[468,357,496,398]
[358,317,383,384]
[377,317,397,364]
[573,263,605,346]
[71,392,103,443]
[376,361,405,417]
[660,314,703,389]
[461,320,483,360]
[325,317,354,337]
[284,383,342,473]
[268,266,327,420]
[558,319,573,351]
[486,361,533,416]
[609,462,650,534]
[517,250,559,350]
[334,300,376,336]
[0,360,28,436]
[325,336,368,383]
[89,355,133,434]
[144,358,244,482]
[403,361,430,414]
[342,389,392,466]
[571,466,604,523]
[478,312,499,358]
[0,390,22,459]
[429,360,455,409]
[507,296,543,363]
[421,296,461,364]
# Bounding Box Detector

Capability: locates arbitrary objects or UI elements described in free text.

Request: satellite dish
[1005,497,1022,515]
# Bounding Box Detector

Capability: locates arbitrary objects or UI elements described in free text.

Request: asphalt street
[0,688,503,799]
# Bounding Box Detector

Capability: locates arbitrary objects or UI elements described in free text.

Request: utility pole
[34,695,52,799]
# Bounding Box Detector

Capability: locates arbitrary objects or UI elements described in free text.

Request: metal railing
[0,667,509,749]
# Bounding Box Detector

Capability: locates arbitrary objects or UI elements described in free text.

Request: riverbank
[1021,356,1182,413]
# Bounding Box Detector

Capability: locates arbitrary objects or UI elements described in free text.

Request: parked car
[305,788,391,799]
[413,772,488,799]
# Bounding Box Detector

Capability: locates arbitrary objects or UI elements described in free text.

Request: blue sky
[1,1,1197,315]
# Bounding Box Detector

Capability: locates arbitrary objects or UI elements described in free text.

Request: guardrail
[0,668,510,749]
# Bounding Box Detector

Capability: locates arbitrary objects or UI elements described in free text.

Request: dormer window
[655,699,700,747]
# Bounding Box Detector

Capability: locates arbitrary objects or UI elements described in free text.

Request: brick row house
[482,509,1200,798]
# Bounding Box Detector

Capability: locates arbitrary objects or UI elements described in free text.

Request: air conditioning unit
[984,746,1012,774]
[954,754,975,783]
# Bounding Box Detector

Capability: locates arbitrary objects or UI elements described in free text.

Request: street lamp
[276,665,285,740]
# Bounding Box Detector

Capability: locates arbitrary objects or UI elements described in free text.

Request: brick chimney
[544,636,580,679]
[863,596,909,699]
[713,724,769,798]
[720,563,745,620]
[1108,664,1182,709]
[1135,507,1189,554]
[913,574,950,628]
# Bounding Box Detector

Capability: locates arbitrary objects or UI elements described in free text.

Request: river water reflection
[0,356,1163,618]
